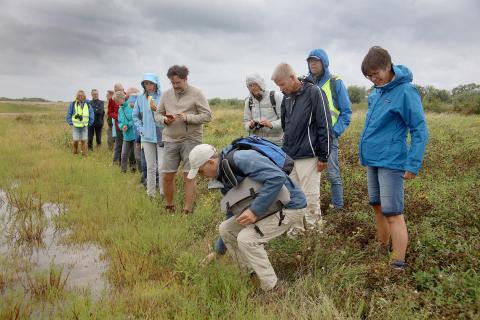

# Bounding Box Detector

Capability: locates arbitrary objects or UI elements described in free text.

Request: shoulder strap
[269,91,279,118]
[225,149,243,177]
[329,76,338,107]
[248,96,253,112]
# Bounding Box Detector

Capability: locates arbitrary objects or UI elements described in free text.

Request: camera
[253,121,264,130]
[74,114,83,121]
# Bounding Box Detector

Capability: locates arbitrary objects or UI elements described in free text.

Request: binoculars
[253,121,264,130]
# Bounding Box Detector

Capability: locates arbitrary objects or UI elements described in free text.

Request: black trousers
[88,125,103,149]
[113,127,123,165]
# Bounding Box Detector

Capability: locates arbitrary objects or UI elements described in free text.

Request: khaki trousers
[219,208,305,291]
[289,158,321,230]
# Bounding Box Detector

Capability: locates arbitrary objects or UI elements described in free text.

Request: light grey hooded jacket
[243,73,283,145]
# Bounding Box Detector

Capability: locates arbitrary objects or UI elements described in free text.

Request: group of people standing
[66,46,429,293]
[189,46,428,291]
[66,65,213,214]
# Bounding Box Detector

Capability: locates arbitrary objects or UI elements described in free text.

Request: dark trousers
[88,125,103,149]
[107,124,114,150]
[113,128,123,165]
[121,140,137,173]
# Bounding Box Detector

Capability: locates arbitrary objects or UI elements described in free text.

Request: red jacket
[107,97,120,131]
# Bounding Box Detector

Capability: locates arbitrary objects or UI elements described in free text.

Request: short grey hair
[271,63,296,81]
[113,90,125,102]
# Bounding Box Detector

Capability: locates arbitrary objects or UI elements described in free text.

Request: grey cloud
[0,0,479,101]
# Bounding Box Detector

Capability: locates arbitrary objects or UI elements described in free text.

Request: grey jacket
[243,91,283,145]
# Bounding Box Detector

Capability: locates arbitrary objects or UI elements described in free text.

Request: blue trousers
[327,137,344,208]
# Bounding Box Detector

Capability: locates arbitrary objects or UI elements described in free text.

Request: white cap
[187,144,217,179]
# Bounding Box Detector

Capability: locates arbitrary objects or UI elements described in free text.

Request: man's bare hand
[177,113,187,122]
[259,119,273,128]
[317,160,327,172]
[236,208,257,226]
[164,115,175,125]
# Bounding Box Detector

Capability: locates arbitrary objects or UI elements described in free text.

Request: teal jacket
[118,102,135,141]
[359,65,429,175]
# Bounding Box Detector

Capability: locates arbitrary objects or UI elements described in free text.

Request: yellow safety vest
[321,77,340,126]
[71,101,90,128]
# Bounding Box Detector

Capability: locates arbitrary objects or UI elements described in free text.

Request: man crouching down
[187,144,307,291]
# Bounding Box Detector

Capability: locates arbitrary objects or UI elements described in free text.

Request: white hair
[271,63,296,81]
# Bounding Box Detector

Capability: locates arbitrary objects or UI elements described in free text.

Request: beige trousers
[219,208,305,291]
[289,157,321,230]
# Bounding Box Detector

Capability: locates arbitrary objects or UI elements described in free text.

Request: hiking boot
[391,259,406,271]
[329,206,346,214]
[183,209,193,215]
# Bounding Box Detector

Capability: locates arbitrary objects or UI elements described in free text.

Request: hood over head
[306,48,331,85]
[141,73,162,95]
[245,73,266,91]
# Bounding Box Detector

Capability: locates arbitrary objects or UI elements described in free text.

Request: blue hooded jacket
[133,73,164,144]
[118,101,135,141]
[359,65,429,175]
[307,48,352,137]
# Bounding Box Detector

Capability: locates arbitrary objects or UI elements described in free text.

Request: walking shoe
[286,227,305,239]
[165,205,175,213]
[391,259,406,271]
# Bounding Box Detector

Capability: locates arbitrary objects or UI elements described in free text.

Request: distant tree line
[0,97,50,102]
[347,83,480,115]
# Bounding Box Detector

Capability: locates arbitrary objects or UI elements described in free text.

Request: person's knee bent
[236,230,256,252]
[219,220,234,243]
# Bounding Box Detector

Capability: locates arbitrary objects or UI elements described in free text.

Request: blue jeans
[327,137,344,208]
[367,166,405,216]
[214,237,227,255]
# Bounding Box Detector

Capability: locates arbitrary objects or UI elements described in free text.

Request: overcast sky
[0,0,478,101]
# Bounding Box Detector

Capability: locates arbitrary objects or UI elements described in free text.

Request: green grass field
[0,103,478,319]
[0,101,63,114]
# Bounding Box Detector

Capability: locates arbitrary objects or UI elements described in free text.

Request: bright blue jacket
[307,48,352,138]
[118,102,135,141]
[133,73,164,144]
[359,65,429,175]
[217,149,307,218]
[66,100,94,126]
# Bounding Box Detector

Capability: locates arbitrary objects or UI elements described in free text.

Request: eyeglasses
[365,70,382,79]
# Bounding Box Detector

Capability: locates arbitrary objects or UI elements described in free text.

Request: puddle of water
[0,190,108,297]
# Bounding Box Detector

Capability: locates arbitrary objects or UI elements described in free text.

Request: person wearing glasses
[359,46,429,271]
